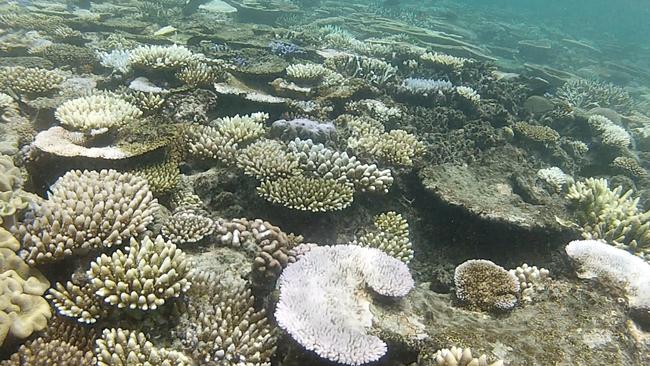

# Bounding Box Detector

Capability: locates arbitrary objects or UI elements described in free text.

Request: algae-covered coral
[1,0,650,365]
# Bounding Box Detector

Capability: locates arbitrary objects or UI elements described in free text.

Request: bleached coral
[96,49,131,74]
[1,337,95,366]
[454,259,520,312]
[128,44,202,70]
[587,114,631,148]
[356,211,413,263]
[275,245,414,365]
[400,78,452,95]
[427,346,504,366]
[555,79,634,113]
[566,239,650,317]
[54,95,142,134]
[536,166,571,192]
[14,169,158,265]
[566,178,650,259]
[214,113,268,145]
[96,328,192,366]
[345,99,402,124]
[257,176,354,212]
[350,129,425,168]
[509,263,551,303]
[325,54,397,85]
[46,281,106,324]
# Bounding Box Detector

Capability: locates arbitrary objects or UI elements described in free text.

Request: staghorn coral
[161,209,215,245]
[0,66,63,95]
[287,138,394,193]
[96,328,192,366]
[87,235,191,311]
[566,178,650,259]
[178,272,278,365]
[555,79,634,113]
[356,211,413,263]
[14,169,158,265]
[47,280,106,324]
[236,139,301,180]
[454,259,520,312]
[423,346,504,366]
[0,337,95,366]
[54,95,142,134]
[257,176,354,212]
[214,218,301,281]
[128,44,202,70]
[0,231,51,346]
[275,244,414,365]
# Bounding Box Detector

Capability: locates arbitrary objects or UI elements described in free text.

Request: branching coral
[214,113,268,144]
[513,122,560,144]
[325,54,397,85]
[611,156,647,177]
[0,229,51,346]
[270,118,336,144]
[257,176,354,212]
[236,139,301,180]
[161,209,215,245]
[47,281,107,324]
[87,235,191,311]
[536,166,571,192]
[0,337,95,366]
[176,62,219,87]
[0,66,63,95]
[424,346,504,366]
[178,272,278,365]
[286,63,331,81]
[345,99,402,124]
[287,138,394,193]
[555,79,634,113]
[128,44,202,70]
[275,244,414,365]
[213,218,301,281]
[356,211,413,263]
[587,114,631,149]
[350,129,425,168]
[454,259,520,312]
[566,178,650,259]
[420,52,468,71]
[54,95,142,134]
[96,328,192,366]
[455,86,481,105]
[14,169,159,265]
[509,263,551,303]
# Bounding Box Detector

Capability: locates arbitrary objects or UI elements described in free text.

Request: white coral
[275,244,413,365]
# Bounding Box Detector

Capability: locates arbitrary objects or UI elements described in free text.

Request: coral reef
[13,170,158,265]
[454,259,520,312]
[257,176,354,212]
[355,211,414,263]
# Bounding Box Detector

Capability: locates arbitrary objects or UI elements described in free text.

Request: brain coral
[454,259,520,312]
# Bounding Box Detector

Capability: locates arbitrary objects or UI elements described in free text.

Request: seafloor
[1,0,650,365]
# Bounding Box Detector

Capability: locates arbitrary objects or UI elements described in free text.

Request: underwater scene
[1,0,650,364]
